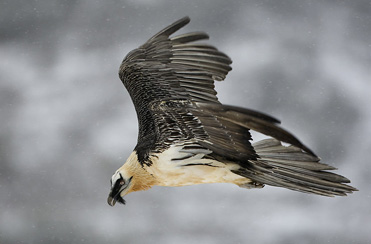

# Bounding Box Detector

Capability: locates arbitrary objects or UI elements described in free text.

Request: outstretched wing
[118,16,314,165]
[119,16,231,105]
[118,16,235,162]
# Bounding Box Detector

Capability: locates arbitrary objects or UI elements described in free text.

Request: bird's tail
[234,138,357,196]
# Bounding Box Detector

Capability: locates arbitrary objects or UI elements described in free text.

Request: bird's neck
[120,151,158,193]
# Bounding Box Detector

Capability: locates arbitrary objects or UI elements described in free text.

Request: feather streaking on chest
[145,144,252,187]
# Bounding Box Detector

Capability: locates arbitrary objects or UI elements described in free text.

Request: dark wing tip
[148,16,191,41]
[171,32,209,44]
[120,17,232,104]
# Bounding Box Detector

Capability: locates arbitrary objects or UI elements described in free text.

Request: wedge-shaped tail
[233,138,357,196]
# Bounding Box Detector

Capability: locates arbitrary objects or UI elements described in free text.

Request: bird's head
[107,151,157,206]
[107,169,133,206]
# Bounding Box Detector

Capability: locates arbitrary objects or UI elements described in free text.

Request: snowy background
[1,0,370,243]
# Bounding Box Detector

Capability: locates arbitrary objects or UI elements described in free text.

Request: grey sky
[1,1,370,243]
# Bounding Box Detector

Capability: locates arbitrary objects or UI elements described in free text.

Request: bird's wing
[118,16,238,163]
[119,16,231,106]
[118,16,316,165]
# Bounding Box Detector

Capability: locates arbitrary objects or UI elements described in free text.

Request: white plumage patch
[145,143,252,187]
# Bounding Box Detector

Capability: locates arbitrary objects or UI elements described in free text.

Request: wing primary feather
[173,45,230,58]
[173,43,218,50]
[171,56,232,68]
[171,32,209,44]
[174,52,232,63]
[171,60,231,76]
[147,16,191,41]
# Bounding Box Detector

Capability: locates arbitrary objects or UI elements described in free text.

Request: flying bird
[107,16,357,206]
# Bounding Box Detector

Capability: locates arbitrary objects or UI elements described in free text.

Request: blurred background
[1,0,370,243]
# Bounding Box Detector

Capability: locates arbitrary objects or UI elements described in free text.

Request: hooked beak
[107,193,118,207]
[107,187,126,206]
[107,177,132,206]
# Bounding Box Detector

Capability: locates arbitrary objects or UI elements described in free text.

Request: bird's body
[122,143,251,189]
[107,16,357,206]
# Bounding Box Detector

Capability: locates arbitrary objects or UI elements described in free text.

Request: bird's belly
[145,145,251,187]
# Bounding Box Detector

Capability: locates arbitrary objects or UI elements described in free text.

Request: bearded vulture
[107,16,357,206]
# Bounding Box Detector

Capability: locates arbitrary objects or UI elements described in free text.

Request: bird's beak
[107,193,116,206]
[107,176,132,206]
[107,187,125,207]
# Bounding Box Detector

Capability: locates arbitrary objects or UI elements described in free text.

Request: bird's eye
[119,180,125,185]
